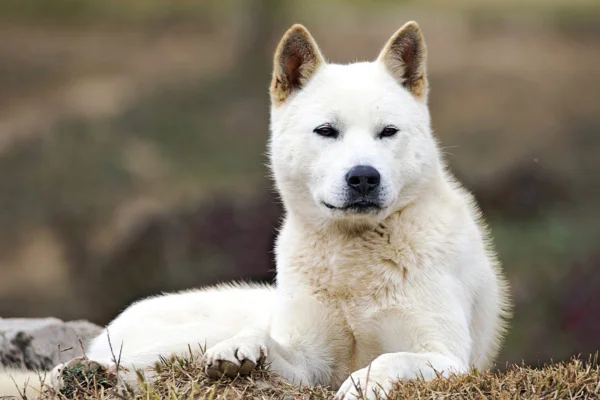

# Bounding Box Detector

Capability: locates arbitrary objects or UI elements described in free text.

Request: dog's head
[269,22,440,225]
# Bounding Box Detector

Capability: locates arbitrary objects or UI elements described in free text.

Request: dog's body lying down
[0,22,510,400]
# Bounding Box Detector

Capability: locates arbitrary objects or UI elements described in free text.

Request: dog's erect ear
[377,21,428,102]
[270,24,324,106]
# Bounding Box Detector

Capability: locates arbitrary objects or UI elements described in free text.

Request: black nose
[346,165,380,194]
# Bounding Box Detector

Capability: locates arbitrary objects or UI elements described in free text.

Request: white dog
[1,22,510,399]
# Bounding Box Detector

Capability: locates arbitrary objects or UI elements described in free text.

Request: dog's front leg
[335,351,466,400]
[203,292,343,386]
[334,297,471,400]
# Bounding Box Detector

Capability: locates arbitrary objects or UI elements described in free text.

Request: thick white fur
[0,22,509,400]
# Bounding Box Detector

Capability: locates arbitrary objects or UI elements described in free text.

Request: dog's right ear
[270,24,324,106]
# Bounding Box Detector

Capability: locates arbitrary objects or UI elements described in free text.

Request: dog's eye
[313,124,339,138]
[379,126,399,138]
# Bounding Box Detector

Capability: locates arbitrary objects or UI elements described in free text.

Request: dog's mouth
[323,200,382,214]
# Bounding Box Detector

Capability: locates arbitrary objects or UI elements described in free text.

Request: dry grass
[32,353,599,400]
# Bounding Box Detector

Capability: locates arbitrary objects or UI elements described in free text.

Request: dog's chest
[290,226,417,371]
[296,226,411,305]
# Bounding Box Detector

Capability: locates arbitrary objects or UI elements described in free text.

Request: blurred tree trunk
[233,0,286,91]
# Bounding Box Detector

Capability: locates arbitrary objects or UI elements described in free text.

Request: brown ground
[29,353,599,400]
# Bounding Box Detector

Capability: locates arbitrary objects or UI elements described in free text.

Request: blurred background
[0,0,598,368]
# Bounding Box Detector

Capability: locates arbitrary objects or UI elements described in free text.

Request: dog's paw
[203,337,267,378]
[335,352,461,400]
[50,357,107,390]
[50,357,144,395]
[335,362,394,400]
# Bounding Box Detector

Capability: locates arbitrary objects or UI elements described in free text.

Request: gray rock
[0,317,102,370]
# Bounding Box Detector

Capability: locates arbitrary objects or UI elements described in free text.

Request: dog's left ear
[377,21,428,102]
[270,24,325,106]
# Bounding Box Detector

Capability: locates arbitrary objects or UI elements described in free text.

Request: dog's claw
[239,359,257,375]
[220,360,240,377]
